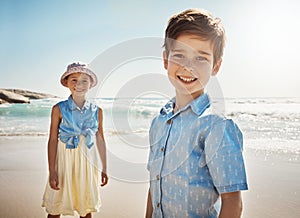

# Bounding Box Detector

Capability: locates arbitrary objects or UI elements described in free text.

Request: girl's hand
[49,171,60,190]
[101,171,108,187]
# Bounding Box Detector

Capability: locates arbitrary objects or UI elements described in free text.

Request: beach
[1,97,300,217]
[0,136,299,218]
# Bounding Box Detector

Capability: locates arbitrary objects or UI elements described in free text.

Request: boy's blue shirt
[147,93,248,218]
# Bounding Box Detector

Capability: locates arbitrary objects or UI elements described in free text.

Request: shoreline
[0,136,299,217]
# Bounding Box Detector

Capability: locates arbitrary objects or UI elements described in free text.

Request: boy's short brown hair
[164,8,226,67]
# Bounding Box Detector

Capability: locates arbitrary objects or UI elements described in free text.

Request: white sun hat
[60,62,98,88]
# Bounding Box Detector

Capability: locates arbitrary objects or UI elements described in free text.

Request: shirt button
[156,175,160,180]
[157,203,160,208]
[166,120,171,125]
[161,147,164,152]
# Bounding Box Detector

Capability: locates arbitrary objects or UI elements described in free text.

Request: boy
[146,9,248,218]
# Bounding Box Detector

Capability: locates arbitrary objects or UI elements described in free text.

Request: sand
[242,148,300,218]
[0,136,299,218]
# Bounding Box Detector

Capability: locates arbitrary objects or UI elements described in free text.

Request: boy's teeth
[178,76,196,82]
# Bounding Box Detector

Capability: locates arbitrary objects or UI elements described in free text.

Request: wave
[228,97,300,105]
[0,128,149,137]
[227,111,300,122]
[0,132,48,137]
[0,98,57,118]
[1,97,299,145]
[2,97,299,121]
[0,98,164,119]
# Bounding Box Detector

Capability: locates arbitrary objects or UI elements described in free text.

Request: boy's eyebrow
[197,50,212,56]
[172,48,212,56]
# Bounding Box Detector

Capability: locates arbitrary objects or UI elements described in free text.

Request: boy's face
[164,34,221,98]
[66,72,92,97]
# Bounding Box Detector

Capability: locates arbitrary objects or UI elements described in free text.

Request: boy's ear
[212,58,222,76]
[163,51,168,70]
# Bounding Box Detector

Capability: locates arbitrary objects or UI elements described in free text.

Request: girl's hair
[164,8,226,67]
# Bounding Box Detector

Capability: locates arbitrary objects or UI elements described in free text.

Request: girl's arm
[96,107,108,186]
[47,104,61,190]
[219,191,243,218]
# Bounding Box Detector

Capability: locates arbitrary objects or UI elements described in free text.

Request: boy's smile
[164,34,221,99]
[177,75,197,83]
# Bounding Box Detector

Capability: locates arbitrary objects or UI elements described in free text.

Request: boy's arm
[219,191,242,218]
[48,105,61,190]
[205,120,246,217]
[145,188,153,218]
[96,107,108,186]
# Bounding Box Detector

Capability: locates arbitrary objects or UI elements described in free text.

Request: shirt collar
[67,95,90,111]
[160,93,210,117]
[160,99,174,117]
[189,93,210,116]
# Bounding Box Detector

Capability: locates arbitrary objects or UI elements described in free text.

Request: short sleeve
[205,119,248,193]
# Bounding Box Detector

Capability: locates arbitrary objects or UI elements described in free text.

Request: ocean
[0,97,299,155]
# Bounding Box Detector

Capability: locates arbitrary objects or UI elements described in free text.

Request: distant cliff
[0,88,57,104]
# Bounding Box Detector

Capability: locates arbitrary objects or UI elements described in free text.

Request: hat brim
[60,67,97,88]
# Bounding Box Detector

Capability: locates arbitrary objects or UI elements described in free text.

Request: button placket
[157,117,173,214]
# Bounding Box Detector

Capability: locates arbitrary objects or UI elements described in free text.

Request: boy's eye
[195,56,207,62]
[172,53,184,59]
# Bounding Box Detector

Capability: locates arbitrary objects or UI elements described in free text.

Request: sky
[1,0,300,98]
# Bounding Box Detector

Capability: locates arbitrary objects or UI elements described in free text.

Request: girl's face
[66,73,92,97]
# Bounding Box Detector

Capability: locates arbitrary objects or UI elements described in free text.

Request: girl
[42,62,108,218]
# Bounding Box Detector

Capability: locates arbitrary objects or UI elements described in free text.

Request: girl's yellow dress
[42,136,101,216]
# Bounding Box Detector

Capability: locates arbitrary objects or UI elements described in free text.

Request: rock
[0,98,8,104]
[3,89,56,99]
[0,89,30,104]
[0,88,58,104]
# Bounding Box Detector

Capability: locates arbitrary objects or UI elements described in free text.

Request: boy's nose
[183,59,195,72]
